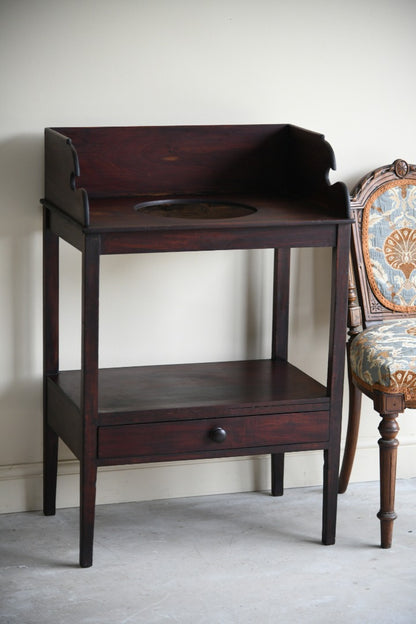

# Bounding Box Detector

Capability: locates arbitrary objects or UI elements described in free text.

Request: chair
[339,158,416,548]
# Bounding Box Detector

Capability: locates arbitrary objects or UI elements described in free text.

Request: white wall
[1,0,415,513]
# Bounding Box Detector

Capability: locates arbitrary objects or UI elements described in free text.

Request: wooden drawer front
[98,411,329,460]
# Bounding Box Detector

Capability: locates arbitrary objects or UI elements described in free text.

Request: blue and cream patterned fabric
[350,318,416,405]
[362,181,416,312]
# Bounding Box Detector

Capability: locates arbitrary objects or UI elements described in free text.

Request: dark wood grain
[43,124,350,227]
[51,359,328,424]
[51,124,289,198]
[86,195,346,231]
[98,411,329,460]
[99,223,338,255]
[44,129,89,225]
[43,209,59,515]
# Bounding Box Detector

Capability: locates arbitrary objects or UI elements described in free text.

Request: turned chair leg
[377,412,400,548]
[271,453,284,496]
[339,371,362,493]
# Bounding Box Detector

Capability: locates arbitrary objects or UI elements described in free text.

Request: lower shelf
[50,358,329,423]
[47,359,331,463]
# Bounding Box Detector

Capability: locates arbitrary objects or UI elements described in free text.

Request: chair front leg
[377,411,400,548]
[373,390,404,549]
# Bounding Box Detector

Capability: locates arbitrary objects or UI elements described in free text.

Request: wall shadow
[0,133,45,507]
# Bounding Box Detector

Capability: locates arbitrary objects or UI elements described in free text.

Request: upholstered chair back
[350,159,416,327]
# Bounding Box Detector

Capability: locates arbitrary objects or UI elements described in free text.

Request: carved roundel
[394,159,409,179]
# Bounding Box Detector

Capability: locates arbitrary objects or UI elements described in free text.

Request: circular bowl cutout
[134,199,256,219]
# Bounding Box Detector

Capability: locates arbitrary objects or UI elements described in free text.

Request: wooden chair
[339,158,416,548]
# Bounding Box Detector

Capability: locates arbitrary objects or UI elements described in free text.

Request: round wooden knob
[209,426,227,443]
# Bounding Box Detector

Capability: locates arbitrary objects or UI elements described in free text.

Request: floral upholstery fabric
[350,318,416,404]
[362,181,416,312]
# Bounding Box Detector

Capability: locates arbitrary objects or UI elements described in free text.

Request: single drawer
[97,411,329,460]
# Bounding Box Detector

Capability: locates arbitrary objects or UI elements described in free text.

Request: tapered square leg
[271,453,284,496]
[79,235,100,567]
[43,424,59,516]
[322,448,339,545]
[43,209,59,517]
[79,460,97,568]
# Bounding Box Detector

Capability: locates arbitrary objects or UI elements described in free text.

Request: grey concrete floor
[1,479,416,624]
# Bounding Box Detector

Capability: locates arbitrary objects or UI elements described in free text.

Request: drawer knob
[209,426,227,443]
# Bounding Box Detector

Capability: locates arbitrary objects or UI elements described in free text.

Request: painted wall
[1,0,415,513]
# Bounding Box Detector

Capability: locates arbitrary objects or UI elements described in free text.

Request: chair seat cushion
[350,318,416,403]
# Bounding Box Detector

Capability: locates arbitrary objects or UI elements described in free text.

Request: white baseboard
[1,440,415,514]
